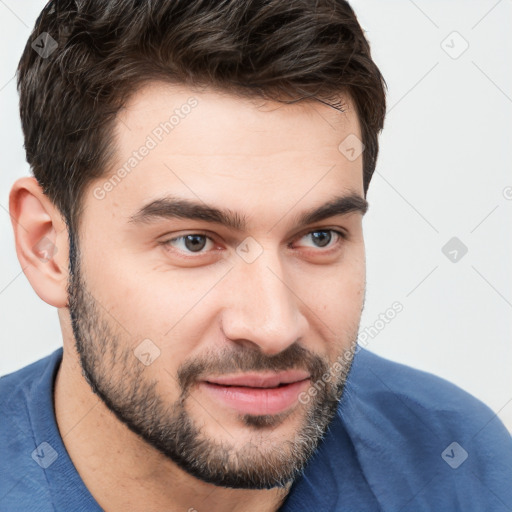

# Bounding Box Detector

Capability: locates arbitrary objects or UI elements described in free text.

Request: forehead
[84,81,364,228]
[117,81,361,150]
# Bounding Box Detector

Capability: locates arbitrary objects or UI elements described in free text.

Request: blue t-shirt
[1,346,511,511]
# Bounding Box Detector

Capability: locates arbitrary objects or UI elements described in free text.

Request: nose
[220,251,308,355]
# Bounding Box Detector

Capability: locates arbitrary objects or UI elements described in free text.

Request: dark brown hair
[17,0,386,236]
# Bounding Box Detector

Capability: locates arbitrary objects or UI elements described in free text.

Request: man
[1,0,511,510]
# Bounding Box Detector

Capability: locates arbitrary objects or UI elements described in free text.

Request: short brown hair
[17,0,386,235]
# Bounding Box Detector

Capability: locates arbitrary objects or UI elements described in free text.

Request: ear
[9,176,70,308]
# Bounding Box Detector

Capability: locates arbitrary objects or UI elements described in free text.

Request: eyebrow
[128,193,368,231]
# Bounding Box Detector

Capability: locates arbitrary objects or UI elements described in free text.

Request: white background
[1,1,511,432]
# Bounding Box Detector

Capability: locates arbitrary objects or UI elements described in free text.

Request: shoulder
[0,350,61,400]
[332,347,512,510]
[0,349,63,427]
[0,349,63,511]
[344,347,509,438]
[0,347,63,436]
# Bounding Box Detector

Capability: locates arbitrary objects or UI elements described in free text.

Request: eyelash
[159,229,347,257]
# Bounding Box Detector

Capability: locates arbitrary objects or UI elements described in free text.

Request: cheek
[338,253,366,320]
[324,271,364,326]
[81,245,226,348]
[296,243,365,308]
[294,250,365,351]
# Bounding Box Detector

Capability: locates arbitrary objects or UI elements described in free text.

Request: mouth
[205,369,310,388]
[199,371,311,416]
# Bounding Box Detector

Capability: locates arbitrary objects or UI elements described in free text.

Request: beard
[66,229,359,489]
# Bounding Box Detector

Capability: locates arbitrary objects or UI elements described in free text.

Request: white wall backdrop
[1,1,511,432]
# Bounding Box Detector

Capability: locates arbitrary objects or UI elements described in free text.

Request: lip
[199,371,311,416]
[205,370,310,388]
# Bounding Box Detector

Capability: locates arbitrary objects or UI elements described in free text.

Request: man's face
[67,82,366,489]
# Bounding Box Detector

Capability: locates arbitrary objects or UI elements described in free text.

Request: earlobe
[8,176,70,309]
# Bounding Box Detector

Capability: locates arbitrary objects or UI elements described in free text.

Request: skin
[9,82,366,512]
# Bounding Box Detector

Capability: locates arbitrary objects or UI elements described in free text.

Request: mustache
[177,342,329,392]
